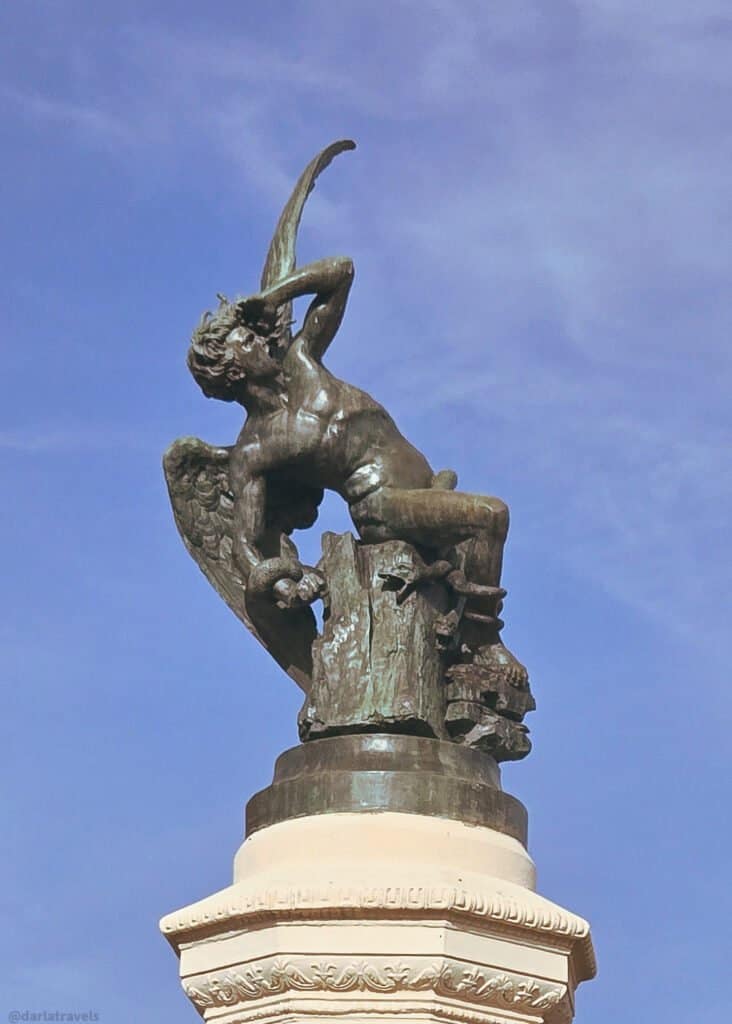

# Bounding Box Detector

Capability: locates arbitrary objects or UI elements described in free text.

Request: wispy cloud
[1,85,137,151]
[0,427,151,454]
[2,2,729,649]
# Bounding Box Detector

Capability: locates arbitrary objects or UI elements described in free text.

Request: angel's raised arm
[258,256,354,361]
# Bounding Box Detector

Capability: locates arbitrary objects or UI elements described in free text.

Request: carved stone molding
[184,957,567,1015]
[164,813,594,1023]
[200,1000,511,1024]
[162,882,594,982]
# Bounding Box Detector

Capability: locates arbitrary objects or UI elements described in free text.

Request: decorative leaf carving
[184,958,564,1012]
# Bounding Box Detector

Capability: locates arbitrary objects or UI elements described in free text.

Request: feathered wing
[260,138,356,343]
[163,143,355,692]
[163,437,316,692]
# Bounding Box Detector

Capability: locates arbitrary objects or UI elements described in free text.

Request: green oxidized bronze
[164,140,534,767]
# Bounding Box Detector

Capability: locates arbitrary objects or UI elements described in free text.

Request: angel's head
[187,296,289,403]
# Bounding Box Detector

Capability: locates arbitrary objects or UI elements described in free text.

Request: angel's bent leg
[352,487,509,552]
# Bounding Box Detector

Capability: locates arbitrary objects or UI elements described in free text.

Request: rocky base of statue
[161,808,596,1024]
[298,533,534,763]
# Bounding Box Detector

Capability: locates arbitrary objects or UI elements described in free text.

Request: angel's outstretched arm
[258,256,354,361]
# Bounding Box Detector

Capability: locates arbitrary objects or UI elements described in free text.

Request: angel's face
[227,326,282,380]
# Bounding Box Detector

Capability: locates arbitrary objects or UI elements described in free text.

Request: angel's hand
[235,295,279,333]
[273,567,326,610]
[295,568,327,604]
[270,577,300,608]
[247,557,301,603]
[247,557,325,609]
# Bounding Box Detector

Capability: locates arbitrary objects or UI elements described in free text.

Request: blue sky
[1,2,730,1020]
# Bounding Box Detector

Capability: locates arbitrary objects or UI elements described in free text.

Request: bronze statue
[165,140,534,761]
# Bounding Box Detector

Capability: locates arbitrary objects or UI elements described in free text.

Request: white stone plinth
[161,812,595,1024]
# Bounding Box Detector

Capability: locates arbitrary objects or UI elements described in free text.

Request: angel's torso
[232,337,433,504]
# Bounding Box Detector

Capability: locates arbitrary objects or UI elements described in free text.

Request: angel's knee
[476,496,509,539]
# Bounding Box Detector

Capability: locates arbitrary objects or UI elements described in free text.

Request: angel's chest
[238,410,328,471]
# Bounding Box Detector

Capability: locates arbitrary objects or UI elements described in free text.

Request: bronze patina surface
[245,733,528,845]
[164,140,534,766]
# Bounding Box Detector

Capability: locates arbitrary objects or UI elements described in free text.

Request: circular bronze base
[246,734,528,846]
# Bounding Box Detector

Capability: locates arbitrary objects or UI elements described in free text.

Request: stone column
[161,736,595,1024]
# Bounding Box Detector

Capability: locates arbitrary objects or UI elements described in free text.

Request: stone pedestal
[161,773,595,1024]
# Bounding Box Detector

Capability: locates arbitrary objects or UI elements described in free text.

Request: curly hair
[186,295,289,402]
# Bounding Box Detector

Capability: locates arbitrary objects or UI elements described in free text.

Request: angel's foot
[447,641,534,717]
